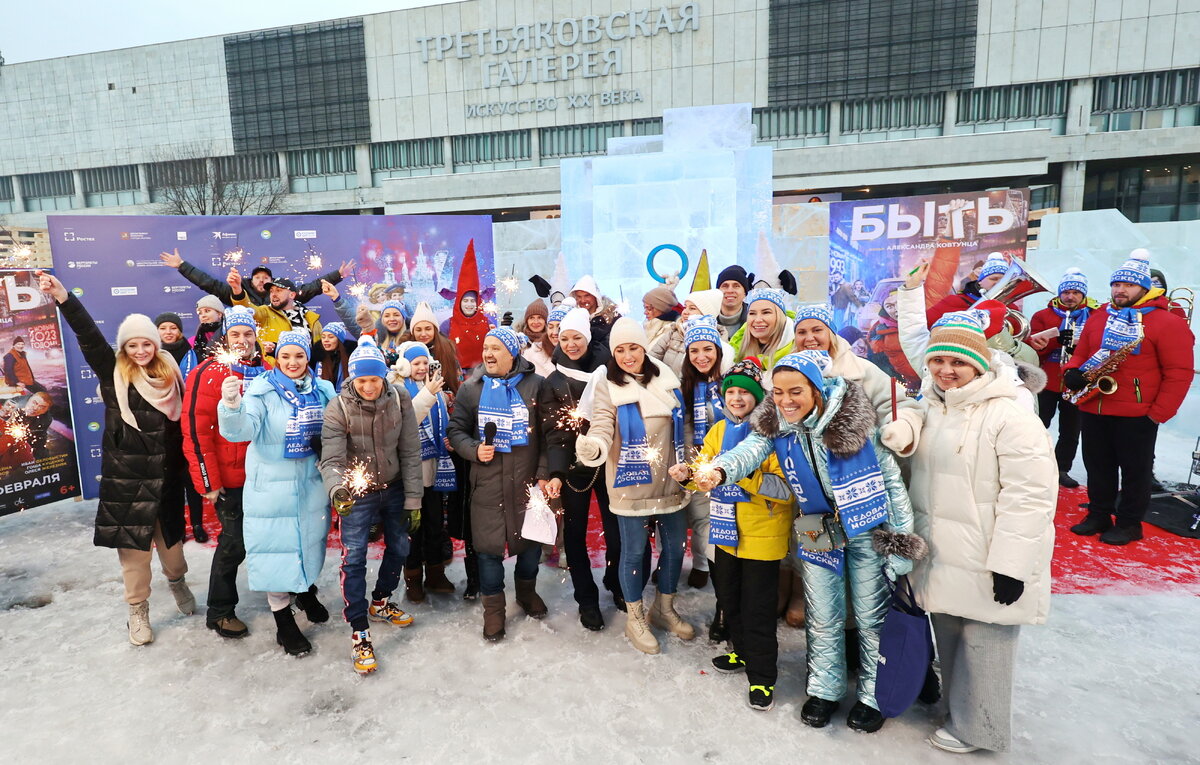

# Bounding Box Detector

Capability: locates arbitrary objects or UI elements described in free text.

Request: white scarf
[113,351,184,430]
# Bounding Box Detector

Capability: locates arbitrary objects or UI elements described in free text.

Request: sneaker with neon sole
[711,651,747,674]
[748,685,775,711]
[369,599,414,627]
[351,630,377,675]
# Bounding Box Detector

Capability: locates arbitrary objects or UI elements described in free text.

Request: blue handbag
[875,574,934,718]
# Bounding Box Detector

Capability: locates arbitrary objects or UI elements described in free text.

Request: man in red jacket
[1063,250,1195,545]
[181,307,270,637]
[924,252,1009,326]
[1028,268,1095,488]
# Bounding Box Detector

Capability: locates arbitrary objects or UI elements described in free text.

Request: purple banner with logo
[47,214,493,499]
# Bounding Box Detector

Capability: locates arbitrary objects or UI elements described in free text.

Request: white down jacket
[826,333,924,455]
[908,369,1057,626]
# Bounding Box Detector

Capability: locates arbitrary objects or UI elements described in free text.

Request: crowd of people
[32,243,1194,754]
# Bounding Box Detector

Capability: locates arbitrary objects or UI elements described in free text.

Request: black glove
[528,275,552,298]
[778,270,798,296]
[331,487,354,517]
[501,311,514,326]
[1058,328,1073,348]
[1062,368,1087,391]
[992,573,1024,605]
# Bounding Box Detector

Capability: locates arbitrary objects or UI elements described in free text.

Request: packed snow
[0,498,1196,764]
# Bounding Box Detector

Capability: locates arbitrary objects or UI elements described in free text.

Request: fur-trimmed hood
[1014,359,1048,395]
[749,377,878,458]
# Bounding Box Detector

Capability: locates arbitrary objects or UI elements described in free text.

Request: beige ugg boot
[649,591,696,640]
[624,601,660,655]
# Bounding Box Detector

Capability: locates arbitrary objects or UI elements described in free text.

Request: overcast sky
[3,0,455,64]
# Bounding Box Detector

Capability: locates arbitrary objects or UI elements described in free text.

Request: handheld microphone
[483,422,497,446]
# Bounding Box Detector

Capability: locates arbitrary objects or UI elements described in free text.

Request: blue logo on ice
[646,244,688,284]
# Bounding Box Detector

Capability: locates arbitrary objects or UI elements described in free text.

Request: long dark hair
[606,349,660,387]
[680,342,723,402]
[400,327,462,393]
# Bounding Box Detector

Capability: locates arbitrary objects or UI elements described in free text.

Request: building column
[1065,79,1094,136]
[1060,160,1087,212]
[942,90,958,135]
[443,136,454,173]
[136,163,151,205]
[531,127,542,166]
[10,175,26,214]
[354,144,372,188]
[277,151,290,190]
[828,102,841,144]
[72,169,86,209]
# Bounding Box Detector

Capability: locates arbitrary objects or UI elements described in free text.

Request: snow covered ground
[1,498,1196,764]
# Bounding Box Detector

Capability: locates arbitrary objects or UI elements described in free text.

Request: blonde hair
[116,350,177,384]
[738,304,791,366]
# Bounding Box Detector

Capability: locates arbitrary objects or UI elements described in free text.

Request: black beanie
[716,265,752,291]
[153,312,183,331]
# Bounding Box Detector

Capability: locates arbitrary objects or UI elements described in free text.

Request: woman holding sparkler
[218,330,337,657]
[696,351,922,733]
[36,270,196,647]
[575,317,691,655]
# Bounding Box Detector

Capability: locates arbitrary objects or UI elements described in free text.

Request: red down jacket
[181,356,261,493]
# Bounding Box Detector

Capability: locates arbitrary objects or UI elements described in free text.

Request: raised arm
[38,271,116,379]
[161,249,236,305]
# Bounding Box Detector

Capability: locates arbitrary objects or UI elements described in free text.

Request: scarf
[161,337,191,365]
[1049,300,1093,364]
[613,389,684,487]
[113,351,184,430]
[404,379,457,491]
[477,372,528,452]
[280,305,307,329]
[193,322,222,360]
[691,380,725,446]
[1079,301,1157,373]
[709,420,751,546]
[265,368,325,459]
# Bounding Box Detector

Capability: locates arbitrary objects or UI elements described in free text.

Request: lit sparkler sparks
[224,246,246,264]
[643,446,663,467]
[347,283,367,299]
[6,421,30,444]
[499,276,520,295]
[689,454,722,488]
[557,405,587,432]
[211,343,244,369]
[306,253,324,271]
[341,459,376,498]
[481,300,499,315]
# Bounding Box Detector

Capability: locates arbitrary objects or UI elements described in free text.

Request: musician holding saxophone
[1028,268,1097,489]
[1062,250,1195,546]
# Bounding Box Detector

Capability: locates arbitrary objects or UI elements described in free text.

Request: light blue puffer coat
[218,372,337,593]
[714,377,919,710]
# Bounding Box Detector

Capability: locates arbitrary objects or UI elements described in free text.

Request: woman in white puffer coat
[908,308,1056,755]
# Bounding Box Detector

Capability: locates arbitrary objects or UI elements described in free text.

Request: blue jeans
[477,545,541,597]
[338,484,410,631]
[617,510,686,602]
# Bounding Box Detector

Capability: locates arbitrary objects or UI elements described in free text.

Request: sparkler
[643,445,663,468]
[556,405,587,432]
[224,246,246,265]
[306,253,323,271]
[6,421,30,445]
[347,283,367,299]
[481,300,499,316]
[210,343,244,369]
[340,459,377,498]
[499,276,520,295]
[689,454,722,488]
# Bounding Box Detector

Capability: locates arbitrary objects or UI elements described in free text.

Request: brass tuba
[970,258,1054,342]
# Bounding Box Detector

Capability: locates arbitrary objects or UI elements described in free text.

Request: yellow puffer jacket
[689,418,793,561]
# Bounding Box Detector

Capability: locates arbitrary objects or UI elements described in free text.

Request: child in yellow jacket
[670,357,794,712]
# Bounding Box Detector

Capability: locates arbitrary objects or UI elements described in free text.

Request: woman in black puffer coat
[38,271,195,647]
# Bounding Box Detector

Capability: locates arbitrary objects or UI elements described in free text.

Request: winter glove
[778,270,798,296]
[574,434,603,464]
[501,311,514,327]
[355,304,375,333]
[221,375,242,408]
[880,419,916,455]
[1058,327,1073,348]
[331,487,355,517]
[992,572,1024,605]
[408,508,422,533]
[883,554,913,582]
[528,275,552,298]
[1061,368,1087,392]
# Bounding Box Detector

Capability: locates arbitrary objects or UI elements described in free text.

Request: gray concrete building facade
[1,0,1198,227]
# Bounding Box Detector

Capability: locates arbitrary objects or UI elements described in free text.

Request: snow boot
[846,701,885,733]
[687,567,709,589]
[1070,513,1112,536]
[708,608,728,643]
[515,578,547,619]
[127,601,153,646]
[649,591,695,640]
[404,568,426,603]
[191,523,209,544]
[424,563,455,595]
[624,601,660,655]
[579,605,604,632]
[482,593,506,641]
[207,615,249,639]
[294,584,329,623]
[1100,524,1144,545]
[273,608,312,656]
[369,598,414,627]
[800,696,839,728]
[463,551,480,601]
[351,630,377,675]
[609,587,627,613]
[167,577,196,616]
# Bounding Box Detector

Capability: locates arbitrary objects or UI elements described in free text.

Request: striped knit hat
[722,356,765,403]
[926,310,990,373]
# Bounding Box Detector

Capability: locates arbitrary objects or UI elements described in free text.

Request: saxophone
[1063,319,1143,406]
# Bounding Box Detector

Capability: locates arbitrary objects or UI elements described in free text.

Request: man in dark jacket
[1063,250,1195,545]
[448,327,549,641]
[716,265,751,337]
[3,337,45,393]
[158,247,348,307]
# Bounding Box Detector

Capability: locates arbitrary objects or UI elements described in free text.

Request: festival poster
[0,269,82,515]
[827,189,1030,389]
[46,214,494,499]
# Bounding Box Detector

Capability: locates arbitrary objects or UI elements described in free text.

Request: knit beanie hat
[745,287,789,314]
[153,312,183,332]
[322,322,349,342]
[608,316,650,352]
[722,356,765,403]
[401,341,430,362]
[685,288,724,318]
[117,314,162,351]
[409,301,438,331]
[558,307,592,343]
[548,297,577,325]
[978,253,1009,282]
[973,299,1008,339]
[196,295,225,317]
[775,350,831,392]
[347,337,389,380]
[643,286,681,315]
[222,306,257,335]
[524,298,549,324]
[925,310,991,373]
[275,330,310,358]
[1057,268,1088,296]
[716,265,752,292]
[793,303,834,329]
[485,327,522,358]
[1111,248,1152,289]
[684,315,722,349]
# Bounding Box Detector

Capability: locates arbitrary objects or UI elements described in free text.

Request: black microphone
[484,422,497,446]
